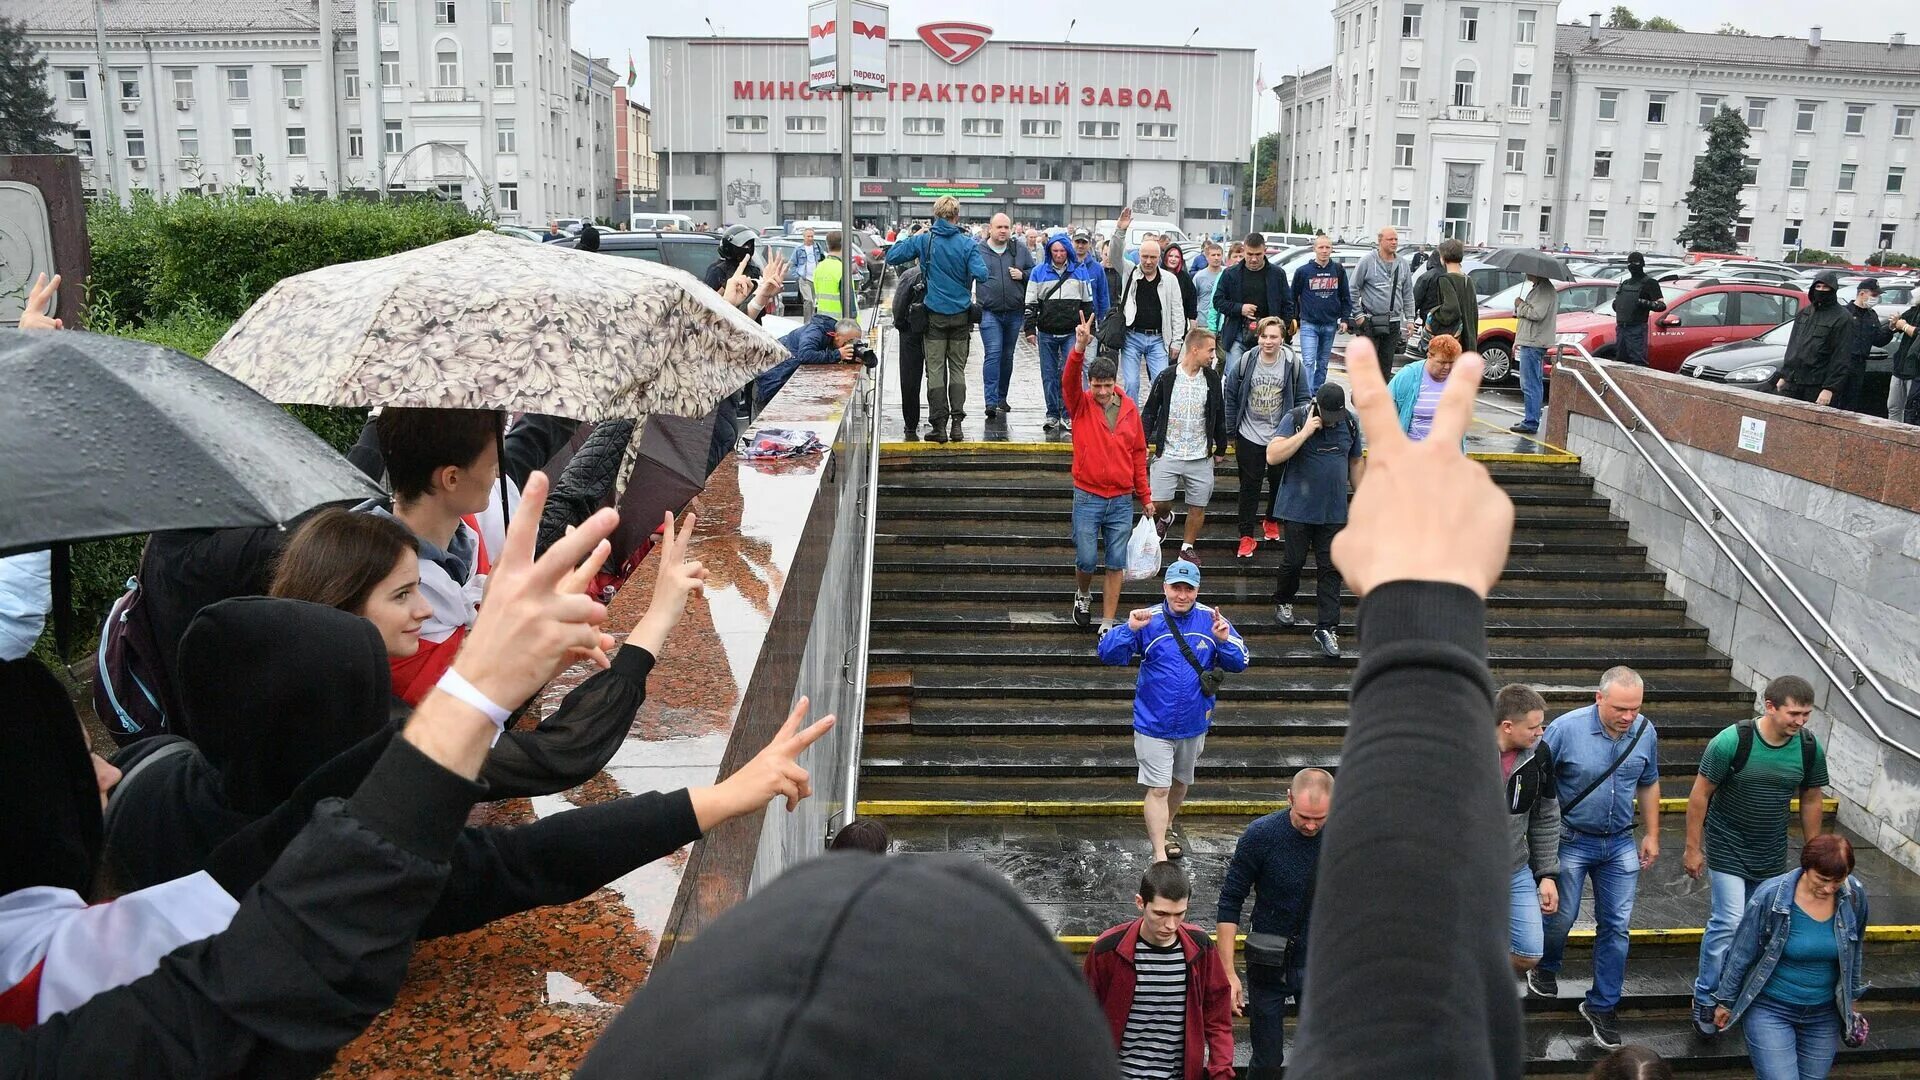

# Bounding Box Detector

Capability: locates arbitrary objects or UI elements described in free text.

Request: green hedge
[47,193,479,663]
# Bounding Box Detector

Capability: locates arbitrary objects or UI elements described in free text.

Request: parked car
[1279,244,1374,280]
[1548,282,1805,372]
[1468,278,1618,384]
[1676,319,1794,386]
[593,230,758,281]
[758,238,813,317]
[493,224,546,243]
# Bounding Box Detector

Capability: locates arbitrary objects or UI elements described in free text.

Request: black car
[592,230,747,279]
[758,238,812,317]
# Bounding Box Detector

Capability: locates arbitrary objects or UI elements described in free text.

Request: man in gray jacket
[1511,277,1558,435]
[1348,227,1415,380]
[1497,683,1562,983]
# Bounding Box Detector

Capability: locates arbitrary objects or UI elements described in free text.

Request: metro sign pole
[808,0,888,320]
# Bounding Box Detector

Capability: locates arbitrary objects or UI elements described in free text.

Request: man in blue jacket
[1098,560,1249,864]
[1291,235,1352,394]
[756,314,859,411]
[1212,233,1296,369]
[885,195,990,442]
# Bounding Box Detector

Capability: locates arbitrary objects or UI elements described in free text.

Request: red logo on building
[917,22,992,65]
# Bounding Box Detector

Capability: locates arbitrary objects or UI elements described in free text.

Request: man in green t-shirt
[1684,674,1830,1037]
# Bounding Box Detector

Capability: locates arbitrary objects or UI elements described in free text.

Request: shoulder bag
[1098,273,1135,352]
[1168,608,1225,697]
[1557,718,1648,818]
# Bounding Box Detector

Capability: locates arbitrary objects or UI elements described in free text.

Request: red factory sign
[731,80,1176,110]
[917,22,992,65]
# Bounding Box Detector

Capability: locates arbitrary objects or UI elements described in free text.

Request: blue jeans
[1299,321,1338,394]
[1743,996,1840,1080]
[1122,330,1170,402]
[1509,866,1545,960]
[1037,332,1072,421]
[1540,830,1641,1011]
[1518,345,1547,428]
[1695,871,1763,1008]
[1071,488,1134,574]
[980,309,1023,409]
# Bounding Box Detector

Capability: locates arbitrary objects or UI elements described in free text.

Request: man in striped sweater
[1085,862,1236,1080]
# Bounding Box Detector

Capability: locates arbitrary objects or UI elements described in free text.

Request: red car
[1548,281,1806,372]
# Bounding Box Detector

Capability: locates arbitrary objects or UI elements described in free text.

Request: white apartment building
[20,0,614,225]
[1548,20,1920,260]
[1279,0,1564,248]
[1278,8,1920,259]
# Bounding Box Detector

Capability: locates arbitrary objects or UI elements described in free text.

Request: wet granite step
[882,658,1735,691]
[858,733,1709,781]
[874,625,1718,654]
[873,561,1672,589]
[877,534,1656,568]
[869,605,1709,632]
[879,500,1619,523]
[875,581,1684,607]
[877,484,1616,513]
[892,670,1755,705]
[856,774,1718,806]
[877,454,1590,482]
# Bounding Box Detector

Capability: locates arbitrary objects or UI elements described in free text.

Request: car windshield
[1483,281,1529,309]
[1128,226,1190,247]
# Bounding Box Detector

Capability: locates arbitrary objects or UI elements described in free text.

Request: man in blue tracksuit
[885,195,990,442]
[757,313,858,411]
[1098,559,1249,864]
[1024,230,1098,432]
[1291,235,1352,394]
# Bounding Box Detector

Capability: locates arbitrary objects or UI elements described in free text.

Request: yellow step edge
[858,798,1840,818]
[1056,926,1920,951]
[880,439,1579,465]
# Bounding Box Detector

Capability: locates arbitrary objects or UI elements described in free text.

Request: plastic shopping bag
[1124,515,1163,582]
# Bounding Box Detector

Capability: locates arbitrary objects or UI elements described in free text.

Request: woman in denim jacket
[1712,834,1868,1079]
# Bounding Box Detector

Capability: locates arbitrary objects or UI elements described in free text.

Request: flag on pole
[586,56,594,92]
[627,50,637,88]
[1256,67,1268,96]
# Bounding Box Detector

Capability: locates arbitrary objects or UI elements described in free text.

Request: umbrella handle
[497,424,511,531]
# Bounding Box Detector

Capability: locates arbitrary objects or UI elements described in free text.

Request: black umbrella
[0,329,384,558]
[1482,247,1574,281]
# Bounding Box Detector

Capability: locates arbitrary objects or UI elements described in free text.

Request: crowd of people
[0,192,1881,1080]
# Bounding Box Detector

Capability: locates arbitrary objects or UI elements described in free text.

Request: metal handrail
[1555,346,1920,763]
[834,272,889,829]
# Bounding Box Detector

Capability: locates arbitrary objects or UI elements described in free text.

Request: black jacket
[1846,302,1894,366]
[1611,273,1667,322]
[1140,364,1229,458]
[1414,265,1445,320]
[975,239,1034,312]
[1429,271,1480,351]
[1779,276,1856,391]
[1164,246,1199,322]
[1893,304,1920,380]
[1211,261,1298,356]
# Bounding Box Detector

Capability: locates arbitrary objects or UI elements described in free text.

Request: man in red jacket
[1066,312,1154,631]
[1085,861,1237,1080]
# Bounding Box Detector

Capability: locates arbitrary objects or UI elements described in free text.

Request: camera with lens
[851,342,879,369]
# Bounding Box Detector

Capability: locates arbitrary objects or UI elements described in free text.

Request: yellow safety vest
[813,255,848,317]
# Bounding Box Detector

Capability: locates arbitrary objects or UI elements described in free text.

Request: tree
[1677,107,1750,253]
[1644,16,1683,31]
[1241,131,1279,210]
[0,18,71,154]
[1607,6,1643,29]
[1717,22,1752,35]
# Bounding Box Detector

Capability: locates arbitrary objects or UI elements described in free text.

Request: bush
[1783,249,1850,266]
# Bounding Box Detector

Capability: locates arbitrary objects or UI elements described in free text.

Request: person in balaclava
[1775,271,1857,406]
[573,855,1126,1080]
[704,225,760,292]
[1837,278,1895,413]
[574,221,601,252]
[1609,252,1668,366]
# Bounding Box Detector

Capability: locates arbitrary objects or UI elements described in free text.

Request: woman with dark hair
[270,508,431,657]
[1587,1046,1673,1079]
[1161,242,1199,323]
[1712,833,1869,1079]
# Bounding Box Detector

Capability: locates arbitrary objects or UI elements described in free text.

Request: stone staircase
[858,448,1920,1074]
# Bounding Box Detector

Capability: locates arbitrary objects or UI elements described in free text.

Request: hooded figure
[0,658,106,899]
[103,596,702,941]
[1776,271,1857,404]
[1162,243,1200,323]
[574,856,1124,1080]
[1609,251,1667,366]
[574,222,601,252]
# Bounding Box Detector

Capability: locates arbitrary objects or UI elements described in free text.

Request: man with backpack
[1264,383,1364,659]
[884,196,990,443]
[1226,318,1312,559]
[1025,231,1098,434]
[1684,674,1830,1038]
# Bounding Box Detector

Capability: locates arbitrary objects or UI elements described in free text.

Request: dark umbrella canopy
[1482,247,1573,281]
[0,329,384,557]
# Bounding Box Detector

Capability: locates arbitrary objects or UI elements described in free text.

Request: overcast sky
[583,0,1920,111]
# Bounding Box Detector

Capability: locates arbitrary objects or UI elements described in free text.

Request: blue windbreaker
[1097,602,1249,740]
[883,218,989,316]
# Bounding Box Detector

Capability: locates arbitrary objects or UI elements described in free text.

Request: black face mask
[1812,288,1837,308]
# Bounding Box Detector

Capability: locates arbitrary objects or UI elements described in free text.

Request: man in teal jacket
[885,195,990,442]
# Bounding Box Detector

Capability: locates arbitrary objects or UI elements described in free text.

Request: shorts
[1135,730,1206,788]
[1072,488,1134,575]
[1149,454,1215,508]
[1509,865,1545,960]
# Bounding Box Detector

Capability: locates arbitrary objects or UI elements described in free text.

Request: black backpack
[92,567,174,745]
[1720,719,1818,787]
[901,273,930,335]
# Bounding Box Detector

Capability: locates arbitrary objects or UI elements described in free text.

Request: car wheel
[1478,343,1514,384]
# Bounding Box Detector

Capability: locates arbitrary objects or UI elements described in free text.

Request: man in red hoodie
[1066,312,1153,631]
[1085,861,1237,1080]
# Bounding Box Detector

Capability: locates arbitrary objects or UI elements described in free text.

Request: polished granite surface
[324,365,861,1078]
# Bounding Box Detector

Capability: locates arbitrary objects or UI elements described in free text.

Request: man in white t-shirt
[1140,328,1228,565]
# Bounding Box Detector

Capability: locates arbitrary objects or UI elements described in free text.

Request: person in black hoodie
[1610,252,1668,367]
[572,855,1124,1080]
[1775,272,1855,406]
[1163,242,1200,324]
[1838,279,1894,414]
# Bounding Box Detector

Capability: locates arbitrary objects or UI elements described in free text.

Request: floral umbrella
[202,230,788,421]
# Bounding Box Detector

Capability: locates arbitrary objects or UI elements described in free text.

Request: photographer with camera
[756,316,865,413]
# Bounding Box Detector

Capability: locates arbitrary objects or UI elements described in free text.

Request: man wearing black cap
[1266,383,1366,657]
[1839,278,1895,413]
[1775,272,1857,406]
[1610,252,1667,367]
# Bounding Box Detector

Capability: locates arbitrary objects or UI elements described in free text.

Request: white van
[629,212,695,232]
[786,218,844,236]
[1092,218,1190,260]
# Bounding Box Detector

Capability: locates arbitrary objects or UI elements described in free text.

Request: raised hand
[1075,310,1094,349]
[1126,608,1155,631]
[19,273,62,330]
[1211,607,1232,642]
[689,696,837,828]
[630,510,708,656]
[1331,336,1513,598]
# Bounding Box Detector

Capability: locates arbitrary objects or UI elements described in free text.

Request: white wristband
[435,669,512,731]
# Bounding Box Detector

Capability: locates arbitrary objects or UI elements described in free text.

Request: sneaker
[1579,1002,1623,1050]
[1057,416,1072,432]
[1692,1002,1723,1038]
[1177,545,1200,567]
[1313,628,1340,657]
[1072,592,1092,628]
[1262,520,1280,542]
[1510,421,1540,435]
[1525,969,1558,999]
[1043,417,1060,433]
[1236,536,1258,559]
[1275,602,1295,625]
[1097,618,1116,635]
[1153,510,1174,538]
